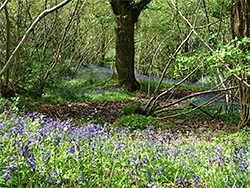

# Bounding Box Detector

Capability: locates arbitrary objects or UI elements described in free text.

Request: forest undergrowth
[0,65,249,188]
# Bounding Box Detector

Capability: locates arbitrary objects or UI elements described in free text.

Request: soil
[31,89,239,134]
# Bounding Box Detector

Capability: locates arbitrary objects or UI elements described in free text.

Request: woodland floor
[30,88,239,135]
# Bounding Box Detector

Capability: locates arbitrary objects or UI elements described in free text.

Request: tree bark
[231,0,250,127]
[110,0,151,91]
[4,3,10,88]
[114,12,138,90]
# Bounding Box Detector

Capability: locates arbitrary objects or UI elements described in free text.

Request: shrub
[116,114,154,130]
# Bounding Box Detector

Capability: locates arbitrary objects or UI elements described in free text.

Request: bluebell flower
[131,169,135,175]
[68,145,75,154]
[147,170,151,179]
[225,182,230,186]
[175,177,183,185]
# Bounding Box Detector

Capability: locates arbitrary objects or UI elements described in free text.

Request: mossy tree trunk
[231,0,250,127]
[109,0,151,91]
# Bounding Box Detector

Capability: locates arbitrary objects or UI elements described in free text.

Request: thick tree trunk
[231,0,250,127]
[109,0,151,91]
[238,78,250,127]
[114,14,139,91]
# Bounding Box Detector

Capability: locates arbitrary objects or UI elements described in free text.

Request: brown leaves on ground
[30,89,239,134]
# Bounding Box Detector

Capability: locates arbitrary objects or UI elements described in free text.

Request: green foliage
[122,103,142,115]
[205,37,250,76]
[173,54,204,82]
[74,117,105,126]
[0,97,21,114]
[116,114,154,130]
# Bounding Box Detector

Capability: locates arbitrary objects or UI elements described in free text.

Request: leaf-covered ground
[28,89,239,135]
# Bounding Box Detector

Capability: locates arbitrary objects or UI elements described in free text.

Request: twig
[195,16,230,29]
[188,102,214,119]
[157,93,225,119]
[171,0,250,88]
[0,0,8,12]
[155,85,238,113]
[0,0,72,77]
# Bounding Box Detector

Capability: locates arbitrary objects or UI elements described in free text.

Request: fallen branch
[147,64,203,114]
[155,85,238,113]
[157,93,225,119]
[188,102,214,119]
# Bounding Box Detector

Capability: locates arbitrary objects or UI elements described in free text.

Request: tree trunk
[109,0,151,91]
[114,14,139,91]
[231,0,250,127]
[4,4,10,88]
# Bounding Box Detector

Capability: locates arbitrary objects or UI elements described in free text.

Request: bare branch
[145,30,194,109]
[149,64,202,112]
[195,16,230,29]
[171,0,250,88]
[155,86,238,113]
[157,93,225,119]
[0,0,72,77]
[0,0,8,12]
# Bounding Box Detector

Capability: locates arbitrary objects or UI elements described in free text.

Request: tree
[231,0,250,127]
[109,0,151,91]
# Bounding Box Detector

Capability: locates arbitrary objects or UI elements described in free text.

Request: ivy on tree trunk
[231,0,250,127]
[109,0,151,91]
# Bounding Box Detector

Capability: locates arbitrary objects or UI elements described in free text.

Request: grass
[42,65,213,104]
[43,65,133,103]
[0,111,249,187]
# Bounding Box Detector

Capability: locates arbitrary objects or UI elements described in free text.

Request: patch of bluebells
[83,65,216,89]
[46,64,222,104]
[185,92,240,117]
[86,66,240,114]
[83,65,240,116]
[0,111,249,187]
[135,73,216,88]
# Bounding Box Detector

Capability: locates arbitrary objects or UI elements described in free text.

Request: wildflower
[131,169,136,175]
[147,170,151,179]
[143,157,149,164]
[136,161,142,168]
[68,145,75,154]
[49,170,58,177]
[29,162,35,170]
[157,168,162,174]
[2,172,8,180]
[231,139,235,144]
[176,177,183,185]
